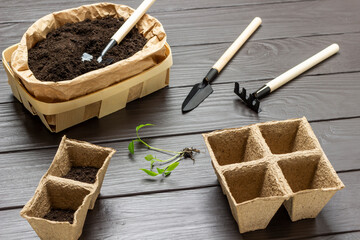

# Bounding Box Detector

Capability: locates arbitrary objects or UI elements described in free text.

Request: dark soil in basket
[62,166,99,184]
[43,208,75,224]
[28,16,148,82]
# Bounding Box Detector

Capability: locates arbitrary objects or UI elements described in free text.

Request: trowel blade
[182,80,213,112]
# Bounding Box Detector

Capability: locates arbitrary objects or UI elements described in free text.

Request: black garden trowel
[182,17,262,112]
[81,0,156,64]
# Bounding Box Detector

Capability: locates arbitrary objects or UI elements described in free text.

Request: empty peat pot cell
[47,137,114,184]
[277,154,344,221]
[223,163,287,204]
[206,128,267,166]
[258,119,317,154]
[221,163,289,233]
[20,179,91,240]
[277,154,342,193]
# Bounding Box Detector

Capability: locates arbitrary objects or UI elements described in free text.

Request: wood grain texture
[1,0,360,50]
[169,32,360,87]
[0,171,358,240]
[0,72,359,152]
[1,0,360,239]
[307,232,360,240]
[0,118,358,209]
[2,32,360,103]
[0,0,310,22]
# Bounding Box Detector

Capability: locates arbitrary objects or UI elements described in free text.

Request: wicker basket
[2,43,172,132]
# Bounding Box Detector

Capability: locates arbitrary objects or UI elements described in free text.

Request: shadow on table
[243,205,330,240]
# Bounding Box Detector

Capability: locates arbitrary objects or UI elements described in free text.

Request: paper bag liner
[20,136,116,239]
[203,117,345,233]
[11,2,167,103]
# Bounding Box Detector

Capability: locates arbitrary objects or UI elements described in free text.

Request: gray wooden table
[1,0,360,239]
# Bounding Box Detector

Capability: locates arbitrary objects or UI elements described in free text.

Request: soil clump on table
[43,208,75,224]
[62,166,99,184]
[28,16,148,82]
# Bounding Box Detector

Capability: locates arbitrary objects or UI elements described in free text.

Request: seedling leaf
[145,154,154,161]
[140,169,158,176]
[157,168,165,174]
[128,139,140,154]
[128,140,135,154]
[166,161,180,172]
[136,124,154,133]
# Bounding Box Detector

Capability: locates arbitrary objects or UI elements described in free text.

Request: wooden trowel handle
[112,0,156,44]
[212,17,262,72]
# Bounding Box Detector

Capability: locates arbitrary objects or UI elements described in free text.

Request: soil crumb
[28,16,148,82]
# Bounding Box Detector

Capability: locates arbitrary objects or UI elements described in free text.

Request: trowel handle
[112,0,156,44]
[212,17,262,72]
[267,44,340,92]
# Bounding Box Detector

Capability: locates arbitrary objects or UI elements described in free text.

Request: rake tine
[234,82,248,103]
[234,82,262,113]
[252,98,261,113]
[247,94,261,113]
[248,93,255,102]
[234,82,240,95]
[239,88,247,101]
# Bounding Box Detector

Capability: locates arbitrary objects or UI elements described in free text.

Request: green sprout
[128,124,199,177]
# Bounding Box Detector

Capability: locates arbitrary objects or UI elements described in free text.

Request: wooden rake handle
[268,43,340,92]
[212,17,262,72]
[112,0,156,44]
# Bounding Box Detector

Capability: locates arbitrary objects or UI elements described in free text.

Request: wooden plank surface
[1,0,360,50]
[0,171,358,240]
[309,232,360,240]
[0,118,358,209]
[0,0,309,22]
[1,0,360,239]
[0,72,359,152]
